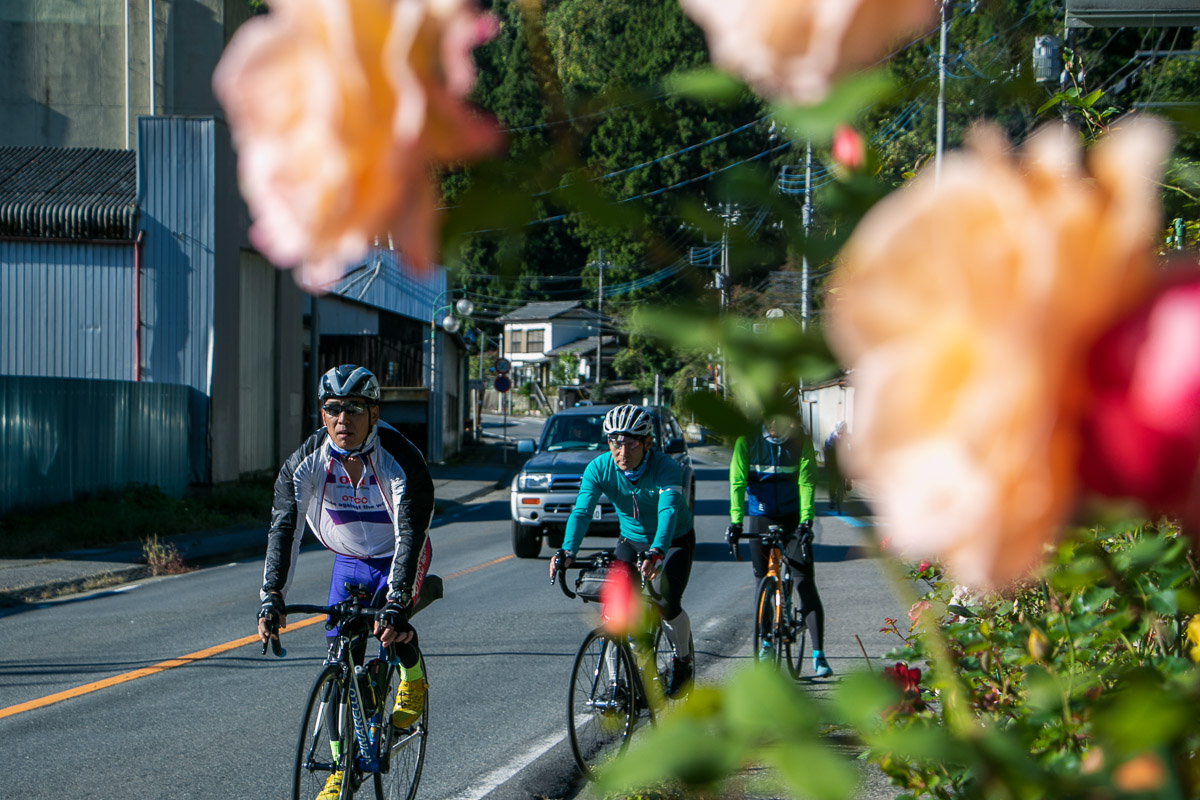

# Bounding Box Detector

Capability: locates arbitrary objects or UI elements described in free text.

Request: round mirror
[455,298,475,317]
[442,314,461,334]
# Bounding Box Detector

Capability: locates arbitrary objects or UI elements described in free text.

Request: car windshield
[542,415,605,451]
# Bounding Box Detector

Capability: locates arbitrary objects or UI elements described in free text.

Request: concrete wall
[1,0,252,149]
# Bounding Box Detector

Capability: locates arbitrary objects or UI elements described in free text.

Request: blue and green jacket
[563,449,692,555]
[729,430,816,524]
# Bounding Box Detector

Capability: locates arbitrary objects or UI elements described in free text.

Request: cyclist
[256,364,435,799]
[728,413,833,677]
[549,404,697,697]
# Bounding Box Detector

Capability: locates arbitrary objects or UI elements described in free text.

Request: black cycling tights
[614,529,695,620]
[746,514,825,652]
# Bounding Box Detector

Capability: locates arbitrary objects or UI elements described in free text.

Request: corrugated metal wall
[137,117,217,482]
[0,240,136,380]
[238,250,276,474]
[0,376,191,515]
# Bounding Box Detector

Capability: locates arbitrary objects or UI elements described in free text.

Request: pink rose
[832,124,865,170]
[600,562,641,637]
[213,0,503,290]
[1079,270,1200,524]
[677,0,937,104]
[827,119,1170,588]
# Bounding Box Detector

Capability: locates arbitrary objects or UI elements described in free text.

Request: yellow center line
[0,553,515,720]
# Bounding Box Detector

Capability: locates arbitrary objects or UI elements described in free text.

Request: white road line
[444,730,568,800]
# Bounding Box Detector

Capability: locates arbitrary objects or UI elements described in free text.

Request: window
[509,329,524,353]
[527,329,545,353]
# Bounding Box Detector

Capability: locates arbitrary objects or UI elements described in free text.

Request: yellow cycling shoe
[392,677,427,729]
[316,770,343,800]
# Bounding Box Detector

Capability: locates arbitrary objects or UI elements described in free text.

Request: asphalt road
[0,443,905,800]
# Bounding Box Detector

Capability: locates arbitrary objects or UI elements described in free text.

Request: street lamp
[429,292,474,463]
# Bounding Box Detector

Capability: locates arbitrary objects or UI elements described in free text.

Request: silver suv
[510,404,695,558]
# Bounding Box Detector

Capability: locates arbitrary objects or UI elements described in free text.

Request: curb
[0,564,153,607]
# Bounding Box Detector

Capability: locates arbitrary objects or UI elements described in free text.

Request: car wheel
[512,520,542,559]
[545,527,564,549]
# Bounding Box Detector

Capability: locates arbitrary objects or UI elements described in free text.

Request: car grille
[549,475,582,491]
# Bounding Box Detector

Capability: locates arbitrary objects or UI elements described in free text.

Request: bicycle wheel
[294,665,354,800]
[374,660,427,800]
[754,576,784,668]
[568,629,637,779]
[788,607,808,679]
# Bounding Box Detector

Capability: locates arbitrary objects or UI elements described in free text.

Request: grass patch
[0,479,274,558]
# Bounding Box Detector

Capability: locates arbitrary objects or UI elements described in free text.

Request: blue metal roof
[0,147,137,240]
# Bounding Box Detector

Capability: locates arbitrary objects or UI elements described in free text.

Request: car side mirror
[664,437,686,454]
[517,438,536,454]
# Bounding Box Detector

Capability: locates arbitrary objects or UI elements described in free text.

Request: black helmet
[318,365,380,403]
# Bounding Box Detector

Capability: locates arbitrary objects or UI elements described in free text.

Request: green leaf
[772,71,896,140]
[768,739,860,800]
[598,715,742,791]
[664,67,748,102]
[722,662,820,739]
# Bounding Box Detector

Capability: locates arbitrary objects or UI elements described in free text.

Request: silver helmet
[602,404,654,437]
[318,365,380,403]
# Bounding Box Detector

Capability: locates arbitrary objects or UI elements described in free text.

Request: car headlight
[518,473,552,491]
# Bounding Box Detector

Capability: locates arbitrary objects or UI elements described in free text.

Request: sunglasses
[607,435,643,448]
[322,402,369,417]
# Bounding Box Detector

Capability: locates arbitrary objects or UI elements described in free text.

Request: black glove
[644,548,665,573]
[725,523,742,545]
[258,593,284,625]
[552,549,571,573]
[376,601,412,635]
[796,521,814,565]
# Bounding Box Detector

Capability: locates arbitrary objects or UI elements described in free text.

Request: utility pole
[801,140,812,332]
[595,249,604,387]
[935,0,947,184]
[716,203,740,398]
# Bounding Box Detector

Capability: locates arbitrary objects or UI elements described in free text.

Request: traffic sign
[495,358,511,374]
[494,375,512,393]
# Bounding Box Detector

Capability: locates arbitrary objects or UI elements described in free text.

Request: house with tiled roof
[496,301,622,388]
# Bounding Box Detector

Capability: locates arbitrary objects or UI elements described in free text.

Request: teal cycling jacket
[563,449,693,555]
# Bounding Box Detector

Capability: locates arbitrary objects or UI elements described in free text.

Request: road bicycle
[727,525,808,678]
[263,584,428,800]
[552,550,688,779]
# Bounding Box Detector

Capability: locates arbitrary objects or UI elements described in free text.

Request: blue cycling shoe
[813,654,833,678]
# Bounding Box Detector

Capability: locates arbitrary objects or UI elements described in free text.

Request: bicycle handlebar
[727,525,792,562]
[260,601,383,658]
[551,550,662,602]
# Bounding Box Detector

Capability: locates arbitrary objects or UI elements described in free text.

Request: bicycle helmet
[602,404,654,437]
[318,365,381,403]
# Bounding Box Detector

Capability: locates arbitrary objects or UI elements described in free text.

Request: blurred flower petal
[678,0,936,104]
[1080,270,1200,520]
[213,0,502,290]
[827,119,1170,588]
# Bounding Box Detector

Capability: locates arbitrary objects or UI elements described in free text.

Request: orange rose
[213,0,503,290]
[677,0,937,104]
[826,119,1169,588]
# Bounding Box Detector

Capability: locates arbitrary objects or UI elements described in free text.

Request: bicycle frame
[271,590,429,800]
[730,525,807,677]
